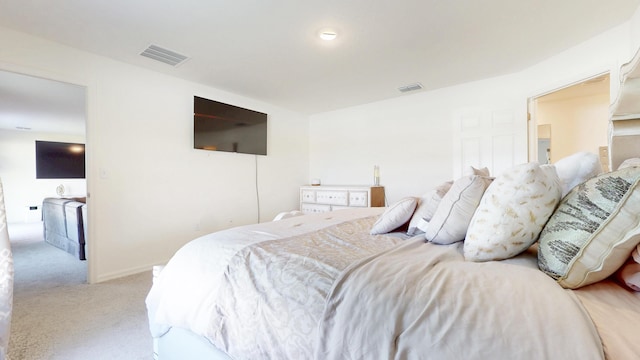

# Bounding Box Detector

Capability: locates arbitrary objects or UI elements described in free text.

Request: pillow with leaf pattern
[464,162,561,262]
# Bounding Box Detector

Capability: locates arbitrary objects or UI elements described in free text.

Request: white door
[452,106,528,179]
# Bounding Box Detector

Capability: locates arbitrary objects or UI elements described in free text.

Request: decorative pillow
[618,158,640,170]
[463,166,490,177]
[370,197,418,235]
[406,181,453,235]
[553,152,602,197]
[615,258,640,291]
[464,162,562,261]
[425,175,492,245]
[272,210,304,221]
[614,244,640,291]
[537,166,640,289]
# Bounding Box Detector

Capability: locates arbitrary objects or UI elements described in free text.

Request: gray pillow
[537,166,640,289]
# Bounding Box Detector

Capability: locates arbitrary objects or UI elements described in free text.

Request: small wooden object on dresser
[299,185,385,214]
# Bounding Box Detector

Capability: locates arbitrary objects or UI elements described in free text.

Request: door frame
[526,71,611,164]
[0,63,93,283]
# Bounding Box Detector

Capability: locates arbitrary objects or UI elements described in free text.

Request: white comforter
[146,208,604,359]
[146,208,389,340]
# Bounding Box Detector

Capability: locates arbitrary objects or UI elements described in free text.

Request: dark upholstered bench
[42,197,87,260]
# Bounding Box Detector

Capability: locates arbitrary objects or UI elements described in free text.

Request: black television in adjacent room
[193,96,268,156]
[35,140,86,179]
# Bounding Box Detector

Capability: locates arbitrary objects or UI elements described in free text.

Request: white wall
[0,130,86,222]
[0,26,309,282]
[629,6,640,56]
[310,21,636,204]
[309,74,527,203]
[309,93,454,203]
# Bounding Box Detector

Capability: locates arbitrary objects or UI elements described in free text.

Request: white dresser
[299,185,385,214]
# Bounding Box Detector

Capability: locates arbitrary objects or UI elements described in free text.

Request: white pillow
[553,152,602,197]
[272,210,304,221]
[463,166,490,177]
[425,175,492,245]
[370,197,418,235]
[538,166,640,289]
[406,181,453,236]
[614,244,640,291]
[616,260,640,291]
[464,162,562,262]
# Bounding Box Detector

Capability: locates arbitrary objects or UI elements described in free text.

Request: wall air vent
[398,82,424,93]
[140,44,189,67]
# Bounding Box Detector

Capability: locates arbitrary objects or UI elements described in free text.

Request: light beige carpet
[7,222,154,360]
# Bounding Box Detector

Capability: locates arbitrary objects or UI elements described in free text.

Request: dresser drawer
[299,185,385,214]
[315,190,349,206]
[300,203,331,214]
[348,191,369,207]
[301,189,316,203]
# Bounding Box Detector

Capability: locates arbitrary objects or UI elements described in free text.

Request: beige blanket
[574,280,640,360]
[316,238,604,360]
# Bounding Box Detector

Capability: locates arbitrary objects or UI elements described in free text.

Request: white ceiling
[0,70,86,135]
[537,74,610,103]
[0,0,639,134]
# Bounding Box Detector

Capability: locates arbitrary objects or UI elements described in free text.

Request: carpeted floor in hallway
[7,222,154,360]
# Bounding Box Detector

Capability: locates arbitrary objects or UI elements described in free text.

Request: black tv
[35,140,86,179]
[194,96,268,156]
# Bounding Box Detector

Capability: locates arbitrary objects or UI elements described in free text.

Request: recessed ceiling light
[319,30,337,41]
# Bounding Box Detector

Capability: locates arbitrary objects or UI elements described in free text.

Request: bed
[146,159,640,360]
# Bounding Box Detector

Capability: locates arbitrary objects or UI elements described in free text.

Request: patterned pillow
[406,181,453,235]
[425,175,492,245]
[464,163,561,261]
[370,197,418,235]
[537,166,640,289]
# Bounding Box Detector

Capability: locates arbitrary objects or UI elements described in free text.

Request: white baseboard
[93,262,163,283]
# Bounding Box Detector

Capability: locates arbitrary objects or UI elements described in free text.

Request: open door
[528,74,610,168]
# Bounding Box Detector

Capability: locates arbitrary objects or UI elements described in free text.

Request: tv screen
[35,140,86,179]
[194,96,267,156]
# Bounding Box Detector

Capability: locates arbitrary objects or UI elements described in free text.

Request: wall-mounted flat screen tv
[193,96,268,156]
[35,140,86,179]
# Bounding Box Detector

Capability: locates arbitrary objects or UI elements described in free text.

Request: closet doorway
[528,73,611,171]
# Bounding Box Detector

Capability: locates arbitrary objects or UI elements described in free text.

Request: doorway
[0,69,88,283]
[528,73,610,171]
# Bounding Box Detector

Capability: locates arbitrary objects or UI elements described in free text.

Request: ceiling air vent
[140,44,189,67]
[398,82,424,93]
